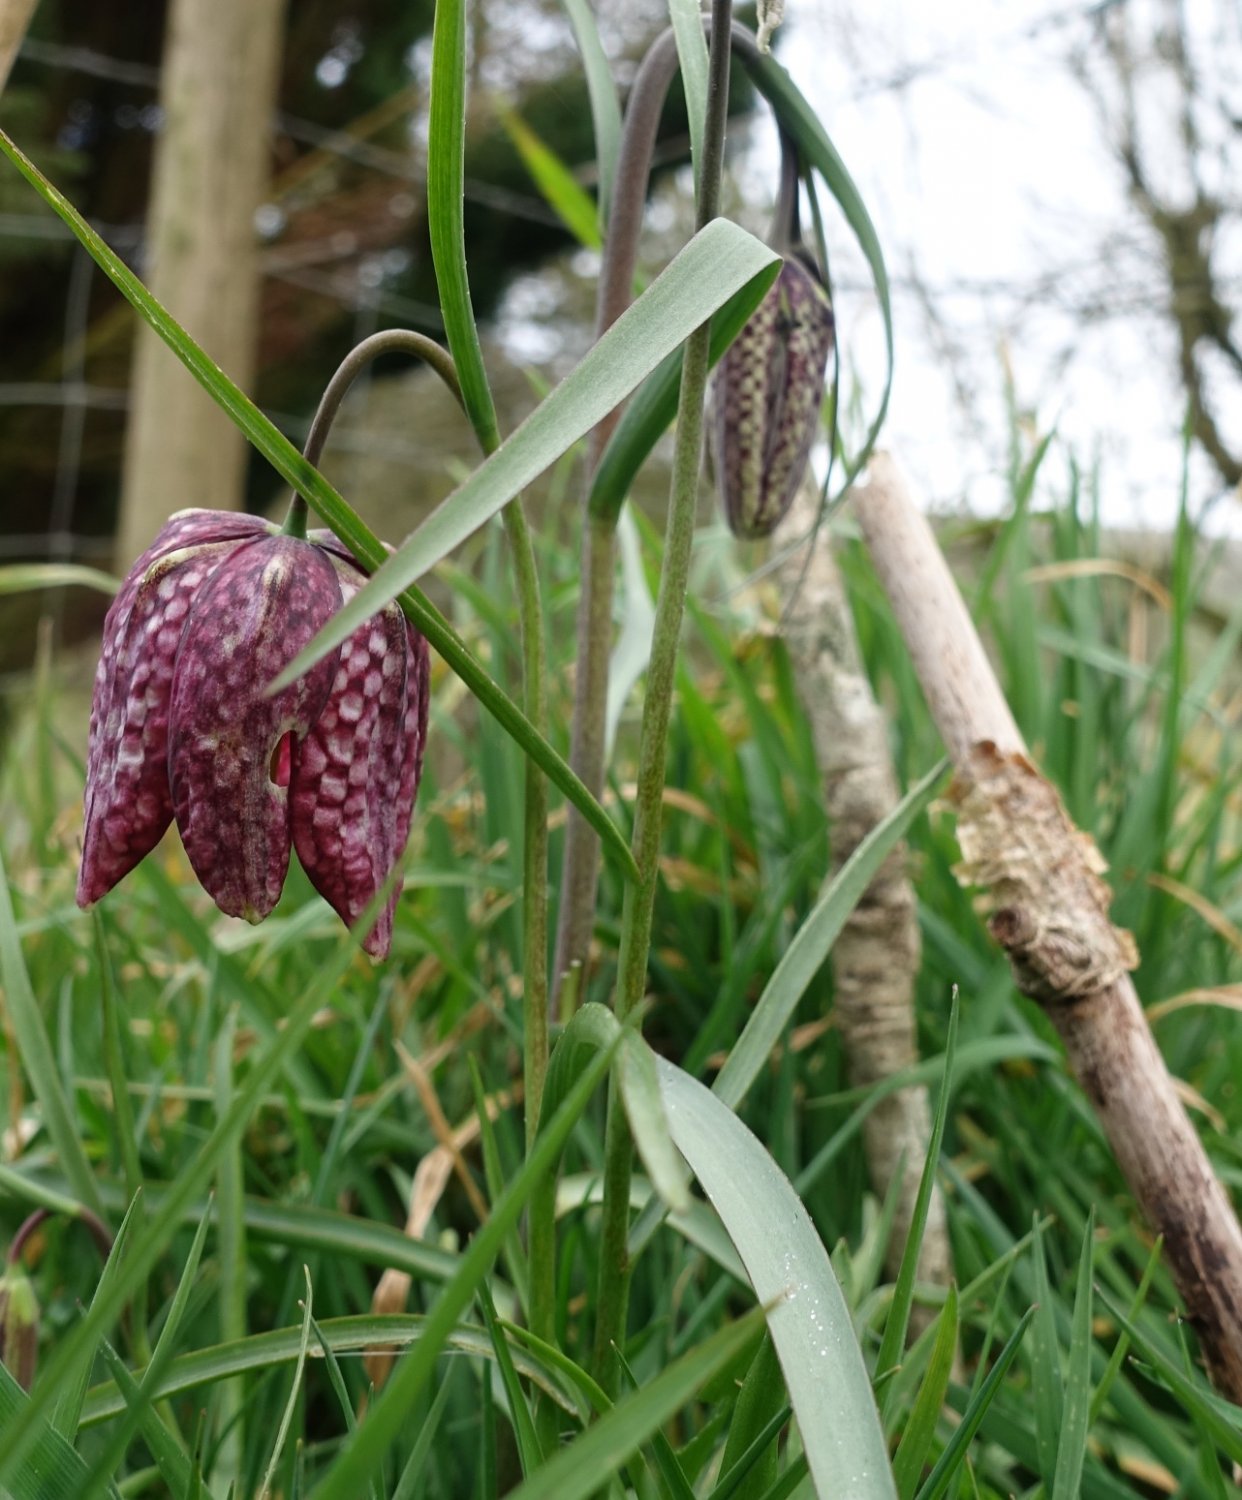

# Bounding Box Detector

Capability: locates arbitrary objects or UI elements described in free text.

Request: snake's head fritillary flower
[77,509,429,959]
[712,254,835,540]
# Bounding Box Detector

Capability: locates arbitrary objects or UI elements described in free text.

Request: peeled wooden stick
[856,451,1242,1400]
[775,481,951,1298]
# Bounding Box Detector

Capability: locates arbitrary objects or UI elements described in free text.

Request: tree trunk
[775,481,952,1298]
[857,451,1242,1402]
[116,0,286,567]
[0,0,37,93]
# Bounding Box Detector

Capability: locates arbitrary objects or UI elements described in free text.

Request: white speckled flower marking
[713,255,835,540]
[77,509,430,958]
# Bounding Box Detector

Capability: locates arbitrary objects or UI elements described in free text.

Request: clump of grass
[2,424,1242,1494]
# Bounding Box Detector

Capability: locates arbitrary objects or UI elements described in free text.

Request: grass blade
[479,1280,544,1476]
[1089,1233,1162,1425]
[505,1309,766,1500]
[390,1361,459,1500]
[891,1285,958,1500]
[1052,1208,1096,1500]
[258,1267,314,1498]
[877,990,958,1420]
[714,1335,785,1500]
[714,760,945,1110]
[0,843,104,1220]
[0,930,361,1485]
[0,1358,122,1500]
[502,110,602,249]
[311,1033,619,1498]
[81,1315,573,1428]
[78,1207,212,1500]
[94,1338,194,1500]
[558,0,621,223]
[1029,1211,1064,1488]
[914,1307,1036,1500]
[52,1191,141,1440]
[271,217,779,692]
[0,125,635,884]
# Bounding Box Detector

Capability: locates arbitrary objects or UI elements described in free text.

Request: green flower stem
[422,0,553,1394]
[554,20,771,1012]
[281,329,465,540]
[553,510,618,1012]
[591,0,735,1390]
[283,323,551,1364]
[552,28,682,1012]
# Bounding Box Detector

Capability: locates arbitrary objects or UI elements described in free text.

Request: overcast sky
[734,0,1242,532]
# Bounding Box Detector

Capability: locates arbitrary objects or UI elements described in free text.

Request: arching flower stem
[281,329,466,541]
[554,17,778,1014]
[591,0,736,1391]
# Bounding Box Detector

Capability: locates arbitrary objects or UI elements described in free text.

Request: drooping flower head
[78,509,429,958]
[712,252,835,540]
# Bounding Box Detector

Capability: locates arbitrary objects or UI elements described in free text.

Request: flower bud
[712,256,835,540]
[0,1264,39,1390]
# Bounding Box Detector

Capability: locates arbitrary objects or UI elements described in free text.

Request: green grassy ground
[3,435,1242,1497]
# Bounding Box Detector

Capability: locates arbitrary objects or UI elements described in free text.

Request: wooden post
[856,451,1242,1401]
[116,0,286,566]
[0,0,38,94]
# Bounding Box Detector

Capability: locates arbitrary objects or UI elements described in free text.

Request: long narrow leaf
[0,126,636,883]
[77,1208,211,1500]
[558,0,621,224]
[427,0,499,448]
[1029,1213,1065,1488]
[1052,1209,1096,1500]
[503,110,602,250]
[915,1308,1036,1500]
[543,1004,689,1215]
[94,1339,194,1500]
[0,563,120,597]
[668,0,709,193]
[81,1315,571,1428]
[0,1360,122,1500]
[52,1193,141,1440]
[892,1285,959,1500]
[272,217,778,693]
[311,1036,619,1498]
[0,931,361,1484]
[0,845,103,1219]
[504,1310,767,1500]
[714,760,945,1110]
[658,1060,896,1500]
[877,992,958,1419]
[259,1267,314,1498]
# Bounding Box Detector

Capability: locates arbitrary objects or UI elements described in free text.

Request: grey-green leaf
[659,1059,896,1499]
[270,218,779,693]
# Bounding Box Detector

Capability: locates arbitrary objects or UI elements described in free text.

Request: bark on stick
[775,481,951,1295]
[856,450,1242,1401]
